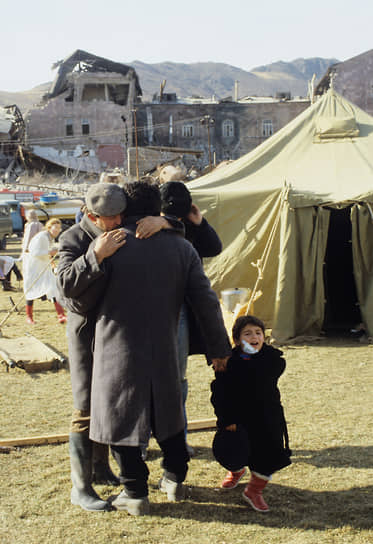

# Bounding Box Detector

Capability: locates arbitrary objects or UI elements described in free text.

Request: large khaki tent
[189,87,373,341]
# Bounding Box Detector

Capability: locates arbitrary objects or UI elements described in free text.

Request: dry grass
[0,238,372,543]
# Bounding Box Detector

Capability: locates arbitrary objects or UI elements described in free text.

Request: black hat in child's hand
[212,425,250,471]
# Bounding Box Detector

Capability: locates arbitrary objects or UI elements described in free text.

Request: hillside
[0,82,50,112]
[0,57,338,112]
[132,57,338,100]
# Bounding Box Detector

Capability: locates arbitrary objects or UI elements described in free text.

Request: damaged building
[19,50,311,178]
[24,50,142,173]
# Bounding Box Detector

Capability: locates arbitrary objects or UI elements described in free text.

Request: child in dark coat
[210,315,291,512]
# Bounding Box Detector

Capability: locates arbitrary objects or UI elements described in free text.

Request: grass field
[0,238,372,543]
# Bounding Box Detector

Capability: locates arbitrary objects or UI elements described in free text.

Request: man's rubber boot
[92,442,120,486]
[69,432,111,511]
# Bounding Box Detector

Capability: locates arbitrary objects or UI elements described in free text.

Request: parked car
[0,203,13,250]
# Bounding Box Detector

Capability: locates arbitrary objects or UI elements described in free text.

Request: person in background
[211,315,292,513]
[75,204,86,224]
[23,218,66,325]
[0,255,23,291]
[157,181,223,456]
[22,209,43,254]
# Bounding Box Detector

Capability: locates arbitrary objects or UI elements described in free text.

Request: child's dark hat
[212,424,250,471]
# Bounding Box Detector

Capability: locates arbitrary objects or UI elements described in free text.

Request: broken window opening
[82,119,90,135]
[64,87,74,102]
[82,84,106,101]
[107,84,129,105]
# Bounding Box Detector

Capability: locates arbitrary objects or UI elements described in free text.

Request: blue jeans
[177,303,189,437]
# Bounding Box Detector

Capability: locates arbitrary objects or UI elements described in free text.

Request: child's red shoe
[221,467,246,489]
[242,473,269,512]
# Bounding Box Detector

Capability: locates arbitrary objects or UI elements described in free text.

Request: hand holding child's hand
[211,356,229,372]
[225,424,237,432]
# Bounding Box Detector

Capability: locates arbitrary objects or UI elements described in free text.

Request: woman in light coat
[23,218,66,324]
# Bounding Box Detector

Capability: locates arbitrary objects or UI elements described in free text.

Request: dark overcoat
[57,215,109,410]
[57,214,185,411]
[89,217,231,447]
[183,217,223,356]
[211,344,291,475]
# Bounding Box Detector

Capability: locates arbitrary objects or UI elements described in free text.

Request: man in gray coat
[58,183,128,512]
[86,182,231,516]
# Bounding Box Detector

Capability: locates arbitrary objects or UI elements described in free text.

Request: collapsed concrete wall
[127,146,203,180]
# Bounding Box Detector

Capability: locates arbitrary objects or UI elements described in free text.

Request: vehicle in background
[0,203,13,250]
[0,189,44,202]
[4,200,25,235]
[22,193,84,230]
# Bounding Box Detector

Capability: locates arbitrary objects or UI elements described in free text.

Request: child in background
[210,315,291,512]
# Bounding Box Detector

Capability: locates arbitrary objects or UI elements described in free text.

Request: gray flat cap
[86,183,127,216]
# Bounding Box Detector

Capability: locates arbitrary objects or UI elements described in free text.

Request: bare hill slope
[0,57,338,111]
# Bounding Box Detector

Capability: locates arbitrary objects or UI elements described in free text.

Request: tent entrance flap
[323,207,361,333]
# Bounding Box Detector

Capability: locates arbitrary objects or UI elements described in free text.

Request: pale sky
[1,0,372,92]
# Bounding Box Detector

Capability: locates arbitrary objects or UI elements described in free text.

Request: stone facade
[134,98,309,171]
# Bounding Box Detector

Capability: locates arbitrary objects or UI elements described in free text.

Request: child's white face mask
[241,339,258,354]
